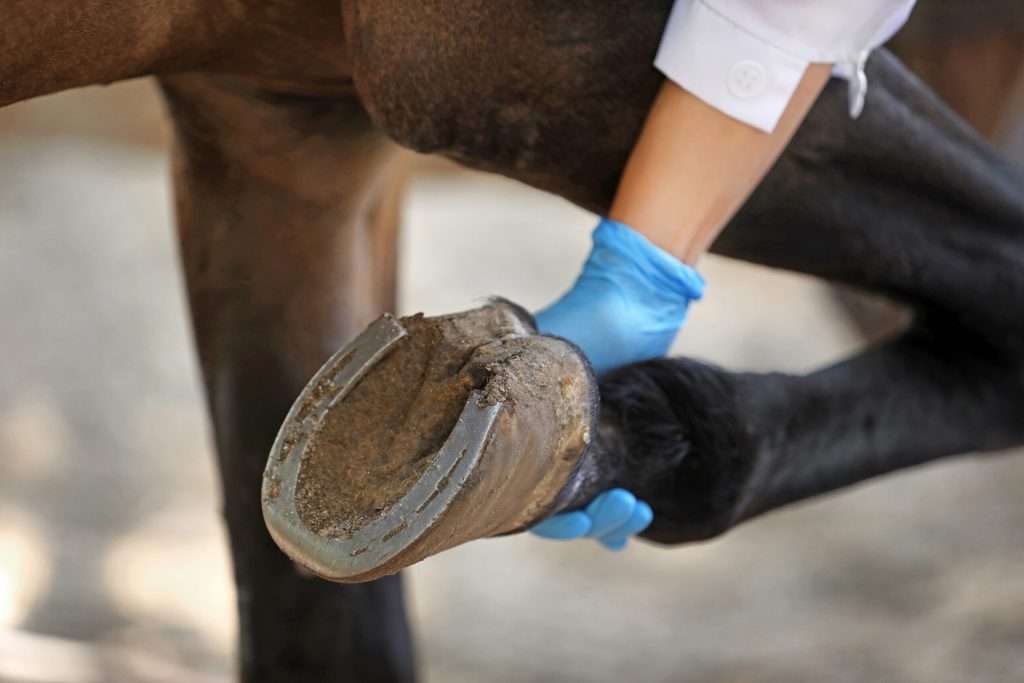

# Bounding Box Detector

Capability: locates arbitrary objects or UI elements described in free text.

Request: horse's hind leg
[160,74,414,682]
[833,4,1024,339]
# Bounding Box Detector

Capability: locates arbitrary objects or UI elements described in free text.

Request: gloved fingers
[600,537,629,552]
[529,511,592,539]
[584,489,636,538]
[597,501,654,550]
[592,496,651,544]
[529,490,653,548]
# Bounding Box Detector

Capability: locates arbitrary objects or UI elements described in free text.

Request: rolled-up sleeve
[655,0,917,132]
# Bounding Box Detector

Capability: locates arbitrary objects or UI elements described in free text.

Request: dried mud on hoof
[262,300,598,582]
[295,314,479,538]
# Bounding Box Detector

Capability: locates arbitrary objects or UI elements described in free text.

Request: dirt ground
[1,81,1022,683]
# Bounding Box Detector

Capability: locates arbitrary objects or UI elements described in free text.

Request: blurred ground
[1,80,1023,683]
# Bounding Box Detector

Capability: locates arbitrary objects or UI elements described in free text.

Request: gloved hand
[533,218,704,374]
[530,218,704,549]
[531,489,654,550]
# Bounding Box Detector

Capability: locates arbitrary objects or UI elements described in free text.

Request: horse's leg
[832,2,1024,339]
[160,74,415,682]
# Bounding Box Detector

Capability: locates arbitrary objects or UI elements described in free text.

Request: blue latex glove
[530,218,704,549]
[531,489,654,551]
[534,218,705,374]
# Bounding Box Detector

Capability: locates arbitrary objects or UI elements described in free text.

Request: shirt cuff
[655,1,809,133]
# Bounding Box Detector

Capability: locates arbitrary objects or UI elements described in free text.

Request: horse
[4,1,1024,680]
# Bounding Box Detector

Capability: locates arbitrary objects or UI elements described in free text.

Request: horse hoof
[261,300,598,582]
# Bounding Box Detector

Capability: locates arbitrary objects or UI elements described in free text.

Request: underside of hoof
[262,300,597,582]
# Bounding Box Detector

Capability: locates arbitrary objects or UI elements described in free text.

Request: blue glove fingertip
[585,489,636,538]
[530,511,592,540]
[621,501,654,538]
[600,537,629,552]
[597,501,653,550]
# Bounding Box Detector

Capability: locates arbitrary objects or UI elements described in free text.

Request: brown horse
[4,1,1024,681]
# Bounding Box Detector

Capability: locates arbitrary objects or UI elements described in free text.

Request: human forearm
[610,64,832,265]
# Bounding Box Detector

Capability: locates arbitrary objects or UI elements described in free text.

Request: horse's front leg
[160,74,413,682]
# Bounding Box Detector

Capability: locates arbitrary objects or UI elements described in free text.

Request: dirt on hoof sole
[295,307,525,538]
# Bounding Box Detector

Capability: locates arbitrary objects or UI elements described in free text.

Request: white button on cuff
[728,61,768,99]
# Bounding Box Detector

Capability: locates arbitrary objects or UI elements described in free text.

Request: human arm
[611,65,831,265]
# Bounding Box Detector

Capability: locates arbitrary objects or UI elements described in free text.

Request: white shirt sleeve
[655,0,917,132]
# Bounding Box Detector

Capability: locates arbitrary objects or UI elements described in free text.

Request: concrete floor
[1,81,1023,683]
